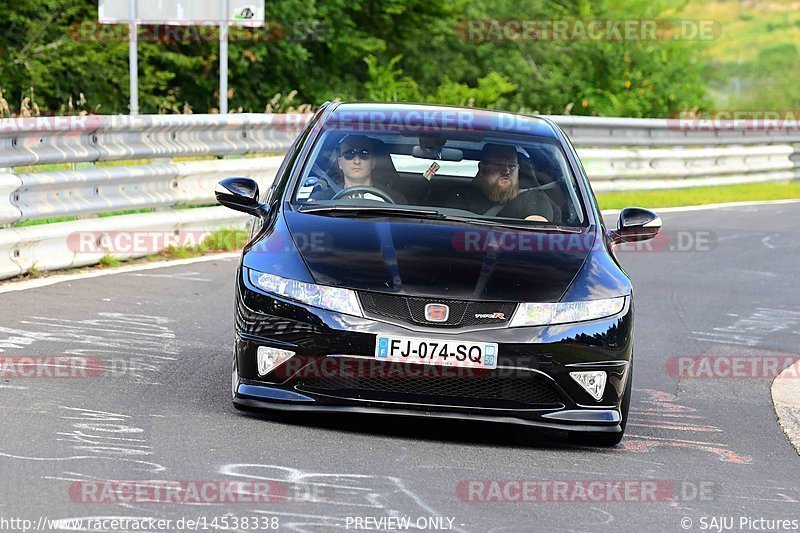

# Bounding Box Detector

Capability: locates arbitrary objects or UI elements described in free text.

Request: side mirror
[610,207,662,245]
[215,177,263,216]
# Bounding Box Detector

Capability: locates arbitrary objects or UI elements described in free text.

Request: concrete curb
[0,251,240,294]
[771,358,800,456]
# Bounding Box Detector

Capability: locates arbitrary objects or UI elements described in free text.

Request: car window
[292,130,587,227]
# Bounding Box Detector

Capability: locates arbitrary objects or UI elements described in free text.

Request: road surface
[1,203,798,532]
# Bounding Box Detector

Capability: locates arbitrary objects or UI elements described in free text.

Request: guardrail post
[0,166,23,278]
[0,167,22,227]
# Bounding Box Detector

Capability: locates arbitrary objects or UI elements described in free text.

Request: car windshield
[291,129,588,227]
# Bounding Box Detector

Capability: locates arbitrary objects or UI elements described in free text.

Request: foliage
[99,254,121,268]
[427,73,517,109]
[0,0,713,117]
[363,55,420,102]
[710,44,800,110]
[681,0,800,110]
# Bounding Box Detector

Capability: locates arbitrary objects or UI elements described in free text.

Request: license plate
[375,335,498,369]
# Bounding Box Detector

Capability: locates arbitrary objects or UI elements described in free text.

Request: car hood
[271,210,596,302]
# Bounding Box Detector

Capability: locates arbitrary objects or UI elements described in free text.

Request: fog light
[257,346,294,376]
[569,371,607,401]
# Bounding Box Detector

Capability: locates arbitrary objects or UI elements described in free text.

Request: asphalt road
[1,202,799,532]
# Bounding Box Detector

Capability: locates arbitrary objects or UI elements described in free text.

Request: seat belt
[483,204,505,217]
[311,164,343,193]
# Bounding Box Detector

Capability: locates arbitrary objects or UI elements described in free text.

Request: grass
[98,254,122,268]
[13,208,156,228]
[26,263,42,279]
[680,0,800,62]
[596,181,800,210]
[677,0,800,110]
[13,216,78,227]
[11,155,241,175]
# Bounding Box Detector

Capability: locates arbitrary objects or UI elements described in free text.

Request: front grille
[297,373,563,408]
[359,292,516,328]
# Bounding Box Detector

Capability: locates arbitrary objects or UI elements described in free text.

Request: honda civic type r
[216,102,661,446]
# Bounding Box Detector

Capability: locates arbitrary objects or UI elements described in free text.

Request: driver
[308,135,407,203]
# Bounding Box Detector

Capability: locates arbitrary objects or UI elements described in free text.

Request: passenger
[447,143,553,221]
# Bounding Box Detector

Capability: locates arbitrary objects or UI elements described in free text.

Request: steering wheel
[331,186,396,204]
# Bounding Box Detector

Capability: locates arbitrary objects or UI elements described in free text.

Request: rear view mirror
[215,177,263,216]
[411,146,463,161]
[610,207,662,244]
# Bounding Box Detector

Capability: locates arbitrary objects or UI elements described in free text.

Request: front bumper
[233,273,633,433]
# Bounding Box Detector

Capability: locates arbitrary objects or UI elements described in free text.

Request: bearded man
[447,143,554,222]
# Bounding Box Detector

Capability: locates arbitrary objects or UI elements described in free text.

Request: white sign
[99,0,265,26]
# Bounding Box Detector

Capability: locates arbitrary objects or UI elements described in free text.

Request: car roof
[324,102,559,140]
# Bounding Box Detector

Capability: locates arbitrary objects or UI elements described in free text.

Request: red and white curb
[772,358,800,456]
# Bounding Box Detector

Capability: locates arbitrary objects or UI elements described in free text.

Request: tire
[570,362,632,447]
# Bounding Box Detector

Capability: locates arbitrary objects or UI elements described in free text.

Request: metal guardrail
[0,114,304,278]
[552,115,800,146]
[0,113,798,280]
[551,115,800,192]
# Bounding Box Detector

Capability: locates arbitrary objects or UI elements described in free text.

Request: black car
[216,102,661,446]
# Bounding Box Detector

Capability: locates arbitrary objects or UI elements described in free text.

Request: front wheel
[570,363,632,447]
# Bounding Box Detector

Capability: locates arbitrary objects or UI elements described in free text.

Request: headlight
[248,269,363,317]
[509,296,626,327]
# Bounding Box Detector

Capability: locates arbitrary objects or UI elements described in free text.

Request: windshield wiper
[440,215,584,233]
[298,205,583,232]
[298,204,447,220]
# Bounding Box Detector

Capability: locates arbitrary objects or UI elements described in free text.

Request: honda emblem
[424,303,449,322]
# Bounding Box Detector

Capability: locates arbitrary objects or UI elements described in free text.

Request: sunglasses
[340,148,372,160]
[484,162,519,172]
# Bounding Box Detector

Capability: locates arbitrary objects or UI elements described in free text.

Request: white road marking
[761,233,800,249]
[0,252,239,294]
[601,198,800,216]
[690,307,800,347]
[725,269,781,278]
[129,272,212,282]
[220,464,467,533]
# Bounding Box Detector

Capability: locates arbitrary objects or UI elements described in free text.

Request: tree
[0,0,711,117]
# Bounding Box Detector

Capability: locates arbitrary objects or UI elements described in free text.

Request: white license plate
[375,335,498,369]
